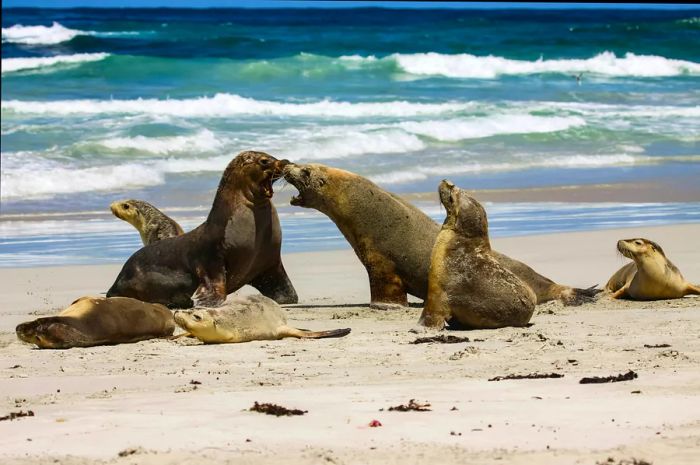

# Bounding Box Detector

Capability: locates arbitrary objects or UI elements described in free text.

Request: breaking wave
[2,53,110,74]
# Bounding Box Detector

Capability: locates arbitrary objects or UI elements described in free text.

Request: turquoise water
[1,7,699,266]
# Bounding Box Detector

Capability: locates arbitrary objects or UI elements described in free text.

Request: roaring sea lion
[107,151,298,308]
[110,199,184,245]
[15,296,175,349]
[419,181,536,329]
[283,163,598,308]
[606,238,700,300]
[173,295,351,344]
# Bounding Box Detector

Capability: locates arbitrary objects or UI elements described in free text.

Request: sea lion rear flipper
[686,284,700,296]
[250,262,298,304]
[564,285,603,306]
[283,326,351,339]
[191,264,227,307]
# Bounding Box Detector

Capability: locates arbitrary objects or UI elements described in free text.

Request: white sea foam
[96,129,224,155]
[2,53,109,74]
[1,22,86,45]
[1,93,469,118]
[386,51,700,78]
[395,114,585,141]
[2,160,164,200]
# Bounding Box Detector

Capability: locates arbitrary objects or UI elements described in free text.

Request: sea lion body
[107,151,298,308]
[606,238,700,300]
[419,181,536,329]
[173,295,351,344]
[110,199,184,245]
[15,296,175,349]
[283,163,597,307]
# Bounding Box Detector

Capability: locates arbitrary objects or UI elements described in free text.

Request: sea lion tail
[285,327,352,339]
[565,285,603,306]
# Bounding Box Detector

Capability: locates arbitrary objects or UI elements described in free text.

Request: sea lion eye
[260,158,270,166]
[302,168,311,177]
[635,240,643,245]
[193,314,202,321]
[123,204,129,210]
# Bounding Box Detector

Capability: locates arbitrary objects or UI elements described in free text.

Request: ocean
[1,7,699,267]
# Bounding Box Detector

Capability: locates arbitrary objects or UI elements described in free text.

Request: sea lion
[419,180,536,329]
[283,163,598,308]
[110,199,184,245]
[107,151,298,308]
[173,295,351,344]
[606,238,700,300]
[15,296,175,349]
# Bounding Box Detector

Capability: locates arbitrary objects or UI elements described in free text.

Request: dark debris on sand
[250,402,307,416]
[597,457,653,465]
[489,373,564,381]
[384,399,432,412]
[0,410,34,421]
[643,344,671,348]
[580,370,638,384]
[410,335,470,344]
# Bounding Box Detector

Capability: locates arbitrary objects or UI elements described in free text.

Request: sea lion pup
[15,296,175,349]
[419,181,536,329]
[107,151,298,308]
[283,163,598,308]
[173,295,351,344]
[606,238,700,300]
[110,199,184,245]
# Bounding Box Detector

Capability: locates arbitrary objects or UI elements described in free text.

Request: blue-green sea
[1,7,699,267]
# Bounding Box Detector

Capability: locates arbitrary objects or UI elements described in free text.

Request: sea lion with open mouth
[107,151,298,308]
[284,163,598,308]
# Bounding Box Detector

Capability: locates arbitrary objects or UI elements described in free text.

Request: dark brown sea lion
[174,295,351,344]
[110,199,184,245]
[283,163,598,307]
[15,296,175,349]
[419,181,536,329]
[107,151,298,308]
[606,238,700,300]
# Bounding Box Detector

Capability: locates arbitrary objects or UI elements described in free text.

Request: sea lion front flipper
[363,250,407,308]
[610,285,629,299]
[281,326,351,339]
[191,264,227,307]
[250,262,298,304]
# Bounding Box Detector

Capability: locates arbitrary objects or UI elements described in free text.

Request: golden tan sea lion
[15,296,175,349]
[110,199,184,245]
[107,151,298,308]
[283,163,598,308]
[419,181,536,329]
[606,238,700,300]
[173,295,351,344]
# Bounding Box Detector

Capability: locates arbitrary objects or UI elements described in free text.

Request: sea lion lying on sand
[16,296,175,349]
[606,238,700,300]
[174,295,351,344]
[110,199,184,245]
[283,163,598,308]
[107,151,298,308]
[419,181,536,329]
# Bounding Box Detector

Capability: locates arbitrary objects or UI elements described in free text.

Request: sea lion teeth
[107,151,298,308]
[174,294,351,344]
[606,238,700,300]
[419,181,536,330]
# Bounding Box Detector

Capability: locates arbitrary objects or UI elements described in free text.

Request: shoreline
[1,224,700,464]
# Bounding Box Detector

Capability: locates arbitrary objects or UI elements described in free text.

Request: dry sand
[1,223,699,465]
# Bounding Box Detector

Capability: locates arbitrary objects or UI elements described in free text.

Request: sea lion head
[174,309,224,343]
[220,151,289,200]
[15,318,85,350]
[283,163,332,209]
[617,238,665,260]
[438,179,488,239]
[110,199,144,228]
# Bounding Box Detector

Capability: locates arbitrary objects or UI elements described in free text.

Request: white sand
[1,224,699,464]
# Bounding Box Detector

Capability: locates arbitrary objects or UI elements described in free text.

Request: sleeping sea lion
[15,296,175,349]
[107,151,298,308]
[419,181,536,329]
[283,163,598,308]
[110,199,184,245]
[173,295,351,344]
[606,238,700,300]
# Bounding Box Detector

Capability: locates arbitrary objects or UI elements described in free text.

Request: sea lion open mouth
[261,172,275,198]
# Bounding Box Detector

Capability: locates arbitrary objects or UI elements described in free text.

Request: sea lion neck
[206,181,269,226]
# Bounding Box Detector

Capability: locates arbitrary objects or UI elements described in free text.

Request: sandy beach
[1,223,699,465]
